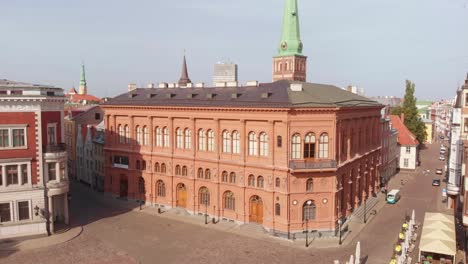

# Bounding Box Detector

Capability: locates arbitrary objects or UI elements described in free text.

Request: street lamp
[204,197,208,225]
[34,205,40,216]
[338,218,343,245]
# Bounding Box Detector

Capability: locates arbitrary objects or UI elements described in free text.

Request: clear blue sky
[1,0,467,100]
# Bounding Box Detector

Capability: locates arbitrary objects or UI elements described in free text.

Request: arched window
[232,131,240,154]
[142,160,146,171]
[124,125,130,144]
[163,127,169,147]
[199,187,210,206]
[248,132,258,156]
[154,162,160,172]
[303,200,317,221]
[143,126,149,145]
[175,165,181,176]
[118,125,124,143]
[176,128,183,149]
[222,171,228,182]
[138,177,145,194]
[229,172,236,183]
[257,176,264,188]
[319,133,329,158]
[222,130,231,153]
[157,180,165,197]
[291,134,301,159]
[304,133,316,159]
[136,126,142,145]
[275,177,280,188]
[224,191,235,210]
[182,166,188,176]
[161,163,166,174]
[155,127,162,146]
[197,168,204,178]
[275,203,281,216]
[277,135,282,148]
[306,178,313,192]
[259,132,268,157]
[207,129,215,152]
[198,129,206,151]
[184,129,191,149]
[205,169,211,180]
[248,175,255,187]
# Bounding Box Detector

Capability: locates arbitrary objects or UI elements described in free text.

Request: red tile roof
[66,93,101,103]
[69,87,77,94]
[389,115,419,146]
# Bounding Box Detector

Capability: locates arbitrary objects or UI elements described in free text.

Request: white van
[386,189,401,204]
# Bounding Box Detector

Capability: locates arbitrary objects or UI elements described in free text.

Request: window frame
[291,134,301,159]
[0,125,27,149]
[259,132,268,157]
[0,202,12,223]
[232,131,240,154]
[184,129,191,149]
[224,191,235,210]
[17,200,31,221]
[248,132,258,156]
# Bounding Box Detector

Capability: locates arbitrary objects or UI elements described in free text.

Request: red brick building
[102,0,383,238]
[0,79,69,239]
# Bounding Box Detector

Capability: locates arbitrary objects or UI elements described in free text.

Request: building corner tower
[272,0,307,82]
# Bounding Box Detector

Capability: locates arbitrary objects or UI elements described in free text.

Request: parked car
[439,156,445,161]
[440,149,446,155]
[436,168,443,175]
[432,179,441,186]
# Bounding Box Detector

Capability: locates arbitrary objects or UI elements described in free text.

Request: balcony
[43,143,67,161]
[289,159,337,171]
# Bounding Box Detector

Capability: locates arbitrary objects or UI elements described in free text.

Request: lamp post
[204,197,208,225]
[303,200,313,247]
[338,218,343,245]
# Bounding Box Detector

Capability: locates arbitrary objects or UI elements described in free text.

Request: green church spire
[277,0,303,56]
[79,63,87,95]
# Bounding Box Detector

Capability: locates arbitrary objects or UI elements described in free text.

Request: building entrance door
[120,177,128,198]
[177,184,187,208]
[249,195,263,224]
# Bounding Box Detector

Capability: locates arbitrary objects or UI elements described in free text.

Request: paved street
[0,143,458,264]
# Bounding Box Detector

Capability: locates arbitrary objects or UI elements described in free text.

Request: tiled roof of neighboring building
[66,93,101,103]
[103,80,381,108]
[389,115,419,146]
[72,106,103,126]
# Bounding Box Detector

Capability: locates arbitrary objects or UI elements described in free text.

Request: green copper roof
[80,64,87,87]
[277,0,303,57]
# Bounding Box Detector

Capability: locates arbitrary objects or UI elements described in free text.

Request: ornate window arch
[291,134,301,159]
[198,129,206,151]
[154,162,160,173]
[143,126,149,145]
[222,130,231,153]
[156,180,165,197]
[306,178,313,192]
[175,165,181,176]
[176,128,184,149]
[319,133,329,158]
[303,200,317,221]
[136,126,142,145]
[248,175,255,187]
[224,191,235,210]
[259,132,268,157]
[197,168,204,179]
[155,127,162,146]
[222,171,228,182]
[163,127,169,147]
[182,166,188,176]
[229,172,236,183]
[248,132,258,156]
[257,176,264,188]
[199,187,210,206]
[184,128,191,149]
[207,129,215,152]
[232,131,240,154]
[161,163,166,174]
[205,169,211,180]
[304,133,316,159]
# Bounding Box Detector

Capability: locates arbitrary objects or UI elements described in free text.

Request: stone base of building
[0,220,47,240]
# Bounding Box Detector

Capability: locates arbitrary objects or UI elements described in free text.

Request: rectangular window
[0,166,2,186]
[403,158,409,168]
[12,129,25,147]
[0,129,9,147]
[48,163,57,181]
[47,125,57,145]
[60,162,66,180]
[0,203,11,222]
[6,165,18,185]
[21,164,28,184]
[406,147,411,154]
[113,156,129,169]
[18,201,30,221]
[465,118,468,132]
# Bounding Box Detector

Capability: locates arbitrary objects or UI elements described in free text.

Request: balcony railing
[289,159,338,170]
[43,143,66,153]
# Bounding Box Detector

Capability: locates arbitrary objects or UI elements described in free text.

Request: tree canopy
[391,80,427,144]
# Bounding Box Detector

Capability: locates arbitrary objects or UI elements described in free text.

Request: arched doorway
[249,195,263,224]
[176,183,187,208]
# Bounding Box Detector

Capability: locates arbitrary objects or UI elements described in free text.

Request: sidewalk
[0,226,83,251]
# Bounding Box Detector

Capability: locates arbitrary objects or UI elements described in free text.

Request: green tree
[400,80,427,144]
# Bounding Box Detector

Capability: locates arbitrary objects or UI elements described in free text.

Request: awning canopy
[419,212,456,257]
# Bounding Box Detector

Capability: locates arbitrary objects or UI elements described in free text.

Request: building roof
[69,87,78,94]
[389,115,419,146]
[66,93,101,103]
[72,106,103,126]
[103,80,381,109]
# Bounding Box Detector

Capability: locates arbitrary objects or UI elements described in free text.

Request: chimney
[128,83,137,92]
[147,83,155,89]
[400,113,405,123]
